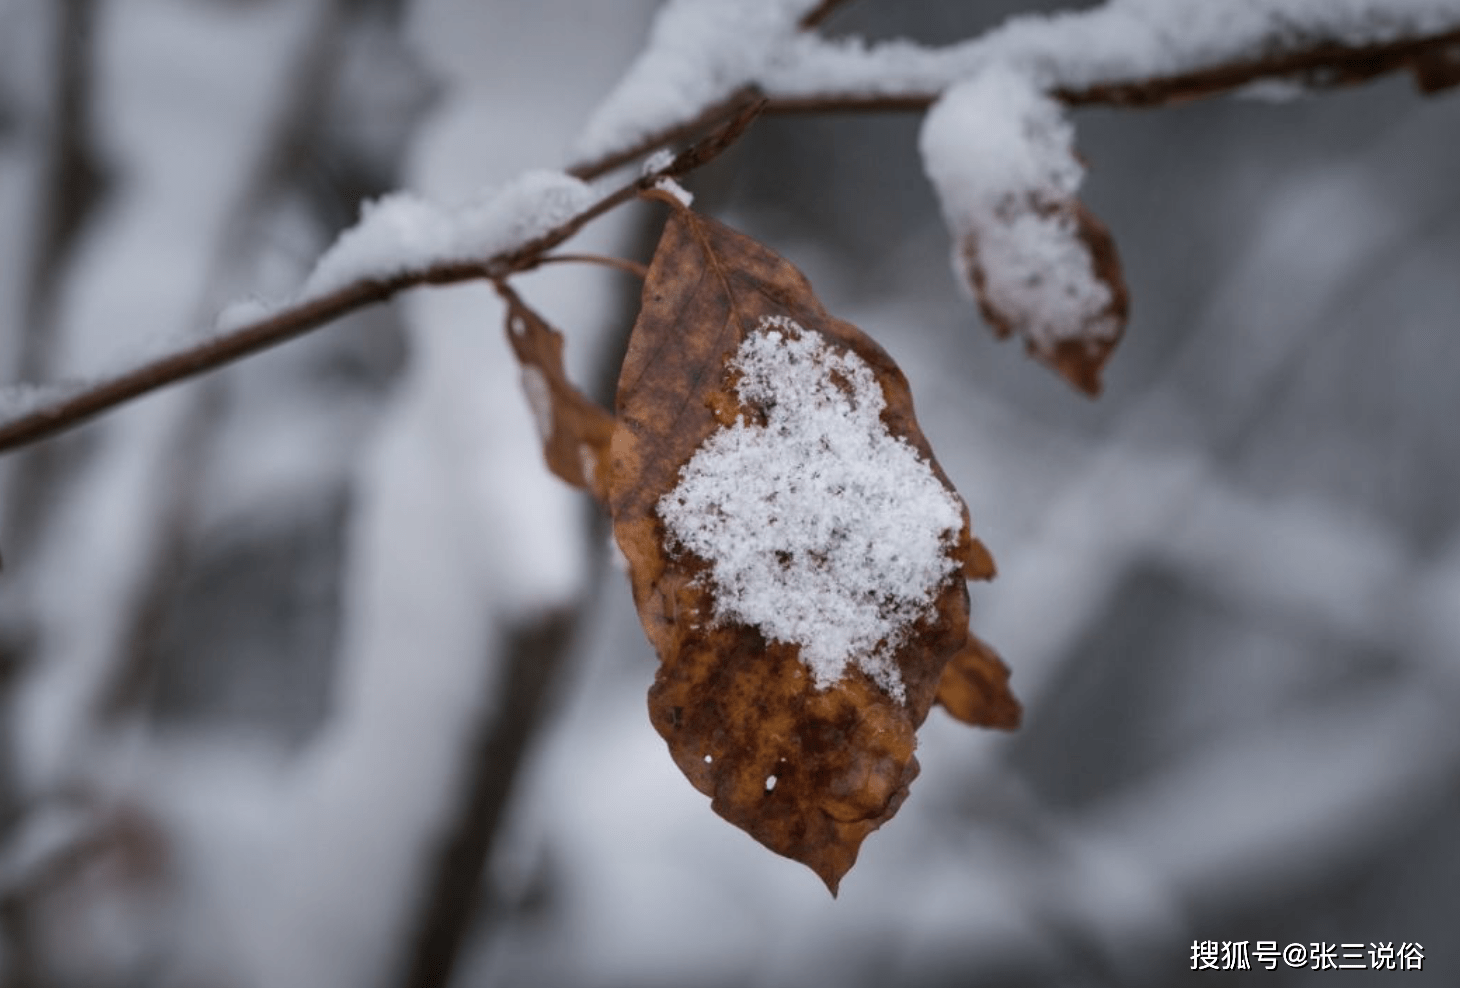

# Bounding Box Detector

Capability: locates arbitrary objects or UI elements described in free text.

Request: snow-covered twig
[0,97,764,455]
[0,172,676,454]
[765,21,1460,113]
[2,5,1456,454]
[569,8,1460,179]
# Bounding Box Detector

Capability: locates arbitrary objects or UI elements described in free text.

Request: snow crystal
[300,169,594,299]
[919,65,1117,352]
[657,317,964,702]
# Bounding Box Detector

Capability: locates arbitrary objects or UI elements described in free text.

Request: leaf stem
[531,252,649,280]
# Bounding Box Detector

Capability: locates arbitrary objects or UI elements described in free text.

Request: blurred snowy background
[1,1,1458,986]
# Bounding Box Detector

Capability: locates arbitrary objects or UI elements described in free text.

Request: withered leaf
[959,199,1128,397]
[499,284,615,502]
[922,68,1129,396]
[609,193,1011,893]
[935,632,1021,730]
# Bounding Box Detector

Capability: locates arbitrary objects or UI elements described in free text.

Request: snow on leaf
[920,64,1128,395]
[608,194,1011,893]
[657,318,963,703]
[499,285,615,503]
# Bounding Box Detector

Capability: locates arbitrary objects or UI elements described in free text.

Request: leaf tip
[936,633,1022,731]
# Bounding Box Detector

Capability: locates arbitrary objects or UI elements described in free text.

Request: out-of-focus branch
[395,606,581,988]
[20,0,109,374]
[1,0,109,557]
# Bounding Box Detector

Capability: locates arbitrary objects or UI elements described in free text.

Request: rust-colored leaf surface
[936,632,1021,730]
[500,284,615,502]
[608,194,1013,893]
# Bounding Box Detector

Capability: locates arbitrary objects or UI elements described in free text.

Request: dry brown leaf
[960,199,1129,396]
[499,284,615,502]
[922,67,1130,396]
[608,193,1011,893]
[935,632,1021,730]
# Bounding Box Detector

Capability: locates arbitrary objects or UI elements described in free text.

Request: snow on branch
[0,101,769,455]
[0,177,616,453]
[571,0,1460,178]
[298,171,593,300]
[3,1,1458,450]
[570,0,823,165]
[562,0,1457,394]
[769,0,1460,103]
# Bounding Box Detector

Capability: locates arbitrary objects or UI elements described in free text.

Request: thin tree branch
[3,20,1456,456]
[1067,24,1460,108]
[770,24,1460,112]
[567,23,1460,179]
[0,181,630,454]
[531,252,649,280]
[0,97,769,456]
[567,88,763,181]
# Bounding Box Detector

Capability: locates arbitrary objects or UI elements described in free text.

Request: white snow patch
[920,65,1117,352]
[640,147,677,177]
[300,169,594,299]
[214,296,278,332]
[653,175,694,207]
[573,0,821,163]
[657,317,963,701]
